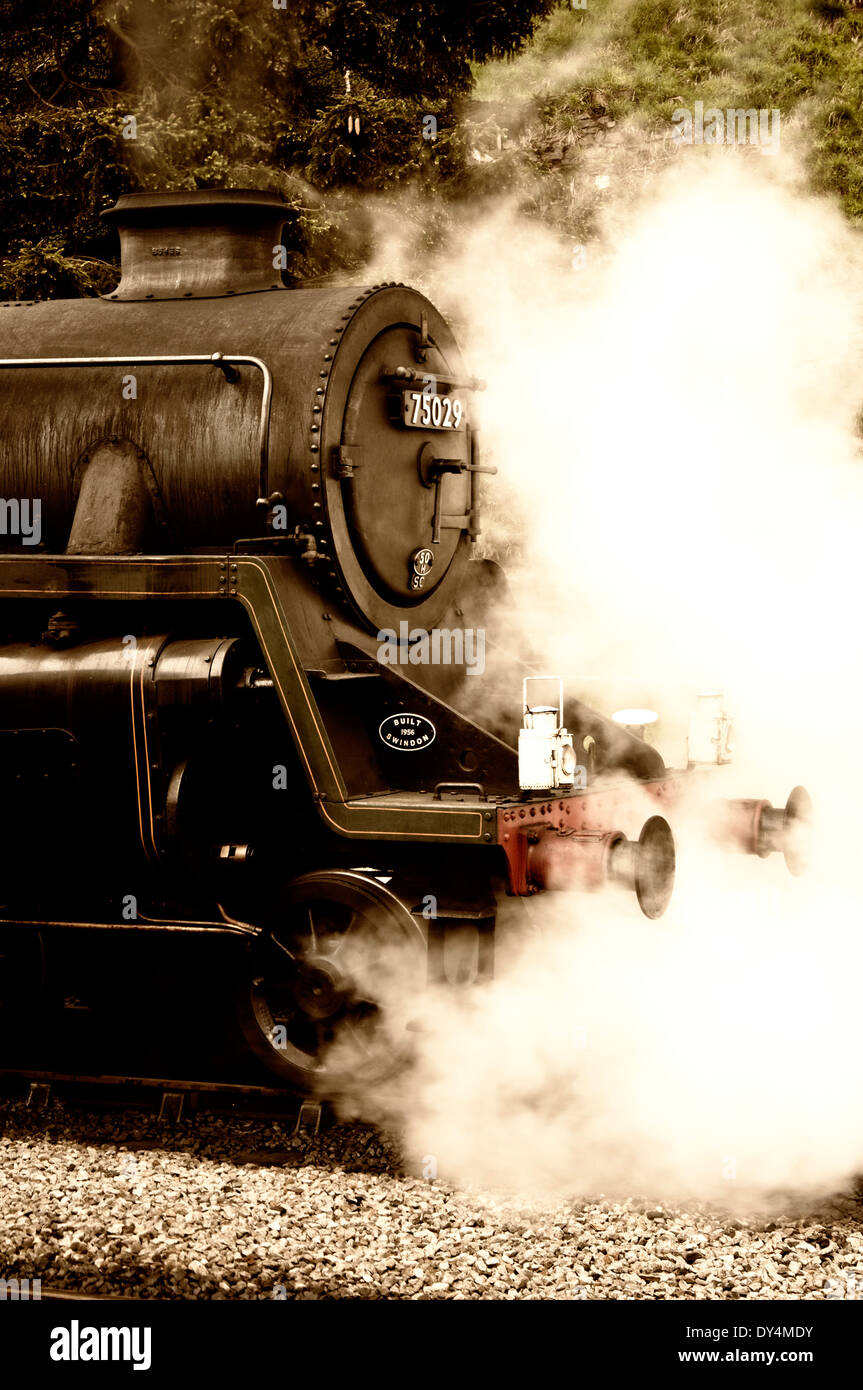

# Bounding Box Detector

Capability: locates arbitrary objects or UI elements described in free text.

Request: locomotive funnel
[101,188,290,301]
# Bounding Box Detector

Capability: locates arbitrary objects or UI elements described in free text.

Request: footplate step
[26,1082,51,1109]
[158,1090,186,1123]
[293,1100,323,1136]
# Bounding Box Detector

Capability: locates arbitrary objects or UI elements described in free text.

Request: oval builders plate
[378,712,436,751]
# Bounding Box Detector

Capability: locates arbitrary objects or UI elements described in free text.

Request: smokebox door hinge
[333,445,361,479]
[415,311,431,364]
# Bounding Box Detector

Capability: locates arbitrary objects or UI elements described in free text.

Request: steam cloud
[347,147,863,1205]
[111,0,863,1203]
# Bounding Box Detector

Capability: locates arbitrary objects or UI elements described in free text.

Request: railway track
[32,1286,145,1302]
[0,1067,324,1127]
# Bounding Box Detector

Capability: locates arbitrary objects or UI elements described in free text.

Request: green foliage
[476,0,863,225]
[1,237,117,300]
[303,0,559,97]
[301,96,454,190]
[0,0,554,297]
[7,0,863,299]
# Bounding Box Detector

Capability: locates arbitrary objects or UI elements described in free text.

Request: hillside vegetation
[2,0,863,295]
[468,0,863,239]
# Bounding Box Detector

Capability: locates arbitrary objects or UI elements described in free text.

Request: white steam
[350,148,863,1203]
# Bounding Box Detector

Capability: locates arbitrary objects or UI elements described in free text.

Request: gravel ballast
[1,1101,862,1300]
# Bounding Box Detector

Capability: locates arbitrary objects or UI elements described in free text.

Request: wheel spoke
[329,911,361,957]
[270,935,295,963]
[342,1017,374,1057]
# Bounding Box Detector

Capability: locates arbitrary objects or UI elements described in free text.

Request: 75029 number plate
[402,389,465,430]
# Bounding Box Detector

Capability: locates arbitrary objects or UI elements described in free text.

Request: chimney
[101,189,290,301]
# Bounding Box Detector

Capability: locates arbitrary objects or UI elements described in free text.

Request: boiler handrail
[0,352,273,498]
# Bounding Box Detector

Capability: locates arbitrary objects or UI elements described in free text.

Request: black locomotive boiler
[0,190,809,1092]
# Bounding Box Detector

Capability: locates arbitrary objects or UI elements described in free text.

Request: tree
[0,0,557,297]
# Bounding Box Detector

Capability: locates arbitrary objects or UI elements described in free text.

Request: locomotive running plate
[402,389,465,430]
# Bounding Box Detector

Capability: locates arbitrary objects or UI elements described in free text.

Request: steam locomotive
[0,189,809,1092]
